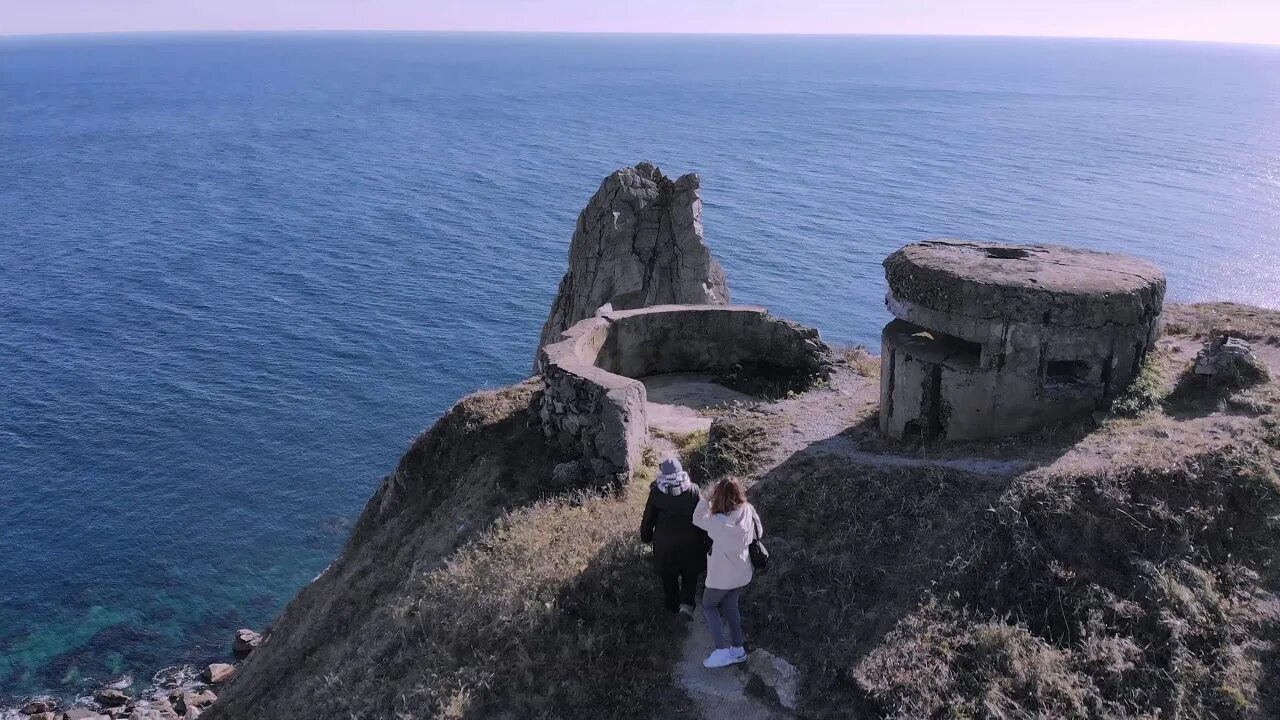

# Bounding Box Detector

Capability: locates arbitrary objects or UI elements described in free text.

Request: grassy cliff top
[205,302,1280,720]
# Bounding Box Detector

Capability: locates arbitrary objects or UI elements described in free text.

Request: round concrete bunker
[879,240,1166,441]
[539,304,833,482]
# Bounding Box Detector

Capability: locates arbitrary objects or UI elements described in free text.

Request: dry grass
[856,600,1095,719]
[386,477,684,719]
[206,381,689,720]
[749,440,1280,719]
[1263,417,1280,450]
[652,428,710,471]
[746,460,1011,718]
[686,411,776,482]
[1110,348,1173,418]
[835,344,882,379]
[744,303,1280,718]
[716,360,829,401]
[1163,303,1280,346]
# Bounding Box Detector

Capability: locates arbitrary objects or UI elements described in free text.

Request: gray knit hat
[659,457,683,477]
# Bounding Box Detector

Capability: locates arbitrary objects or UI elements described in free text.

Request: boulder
[21,698,59,715]
[202,663,235,684]
[169,690,216,716]
[747,648,801,710]
[232,628,262,656]
[1194,334,1270,388]
[535,162,730,367]
[93,689,130,707]
[62,709,109,720]
[550,460,586,487]
[124,698,179,720]
[27,713,58,720]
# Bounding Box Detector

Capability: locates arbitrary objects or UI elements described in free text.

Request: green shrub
[689,413,775,481]
[1111,355,1167,417]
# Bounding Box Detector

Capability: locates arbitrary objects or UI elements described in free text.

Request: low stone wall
[538,304,832,483]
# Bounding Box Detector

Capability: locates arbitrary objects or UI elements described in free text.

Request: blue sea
[1,33,1278,702]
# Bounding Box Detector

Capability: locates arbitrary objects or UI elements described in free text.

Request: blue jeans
[702,587,744,649]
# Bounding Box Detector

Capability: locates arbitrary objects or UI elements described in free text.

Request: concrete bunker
[879,240,1166,441]
[539,304,833,482]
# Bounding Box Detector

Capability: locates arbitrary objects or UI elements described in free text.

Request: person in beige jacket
[692,477,762,668]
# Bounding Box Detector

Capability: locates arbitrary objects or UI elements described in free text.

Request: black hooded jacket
[640,483,711,574]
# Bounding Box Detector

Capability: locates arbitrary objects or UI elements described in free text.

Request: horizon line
[2,28,1278,49]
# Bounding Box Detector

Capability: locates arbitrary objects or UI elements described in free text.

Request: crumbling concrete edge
[538,304,830,484]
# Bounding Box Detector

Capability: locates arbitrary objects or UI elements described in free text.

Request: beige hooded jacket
[693,497,761,590]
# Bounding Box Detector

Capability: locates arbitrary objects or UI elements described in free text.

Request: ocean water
[1,32,1278,701]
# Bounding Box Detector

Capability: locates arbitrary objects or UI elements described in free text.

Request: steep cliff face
[536,163,730,366]
[201,382,689,720]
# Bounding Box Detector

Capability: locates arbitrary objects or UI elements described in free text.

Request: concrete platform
[641,373,755,435]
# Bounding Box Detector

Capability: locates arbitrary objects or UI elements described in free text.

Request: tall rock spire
[536,162,730,366]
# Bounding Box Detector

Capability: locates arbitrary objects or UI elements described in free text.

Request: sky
[2,0,1279,46]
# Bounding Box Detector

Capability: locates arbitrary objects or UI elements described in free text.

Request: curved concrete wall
[539,304,832,482]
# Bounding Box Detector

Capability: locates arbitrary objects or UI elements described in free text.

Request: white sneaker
[729,646,748,661]
[679,604,696,619]
[703,648,747,668]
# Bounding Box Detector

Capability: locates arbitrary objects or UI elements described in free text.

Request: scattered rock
[93,689,129,707]
[169,689,216,716]
[63,709,109,720]
[201,664,235,684]
[123,697,181,720]
[27,713,59,720]
[231,629,262,656]
[1193,334,1270,388]
[747,648,801,710]
[535,162,730,367]
[550,459,586,487]
[20,698,59,715]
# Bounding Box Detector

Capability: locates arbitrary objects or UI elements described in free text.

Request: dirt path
[752,366,1034,479]
[645,434,786,720]
[673,619,787,720]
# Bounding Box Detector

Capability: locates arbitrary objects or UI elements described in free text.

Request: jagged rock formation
[1194,333,1270,388]
[536,163,730,367]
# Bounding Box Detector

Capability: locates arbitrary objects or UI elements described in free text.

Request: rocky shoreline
[1,630,260,720]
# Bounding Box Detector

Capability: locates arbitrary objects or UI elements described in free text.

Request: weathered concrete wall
[596,305,831,380]
[540,305,832,481]
[879,240,1166,441]
[539,315,649,486]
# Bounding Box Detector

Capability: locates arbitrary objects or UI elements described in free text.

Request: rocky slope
[535,163,729,366]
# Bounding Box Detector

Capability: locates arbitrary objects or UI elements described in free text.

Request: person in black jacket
[640,456,711,617]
